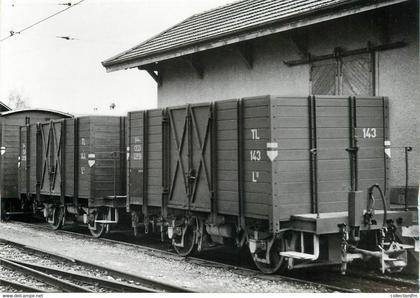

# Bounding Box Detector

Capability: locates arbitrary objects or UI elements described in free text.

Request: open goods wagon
[126,95,416,274]
[18,116,126,236]
[0,109,72,219]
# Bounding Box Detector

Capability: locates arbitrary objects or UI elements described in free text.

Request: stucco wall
[376,2,419,189]
[157,2,419,195]
[157,34,310,107]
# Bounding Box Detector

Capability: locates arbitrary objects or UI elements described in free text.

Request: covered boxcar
[0,109,72,219]
[126,95,416,274]
[18,116,126,236]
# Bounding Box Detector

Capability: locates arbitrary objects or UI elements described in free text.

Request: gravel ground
[0,285,17,293]
[0,265,56,292]
[0,222,329,292]
[0,242,144,293]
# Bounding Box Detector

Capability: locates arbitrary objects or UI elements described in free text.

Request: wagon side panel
[128,111,145,206]
[215,99,239,216]
[270,96,312,221]
[354,96,387,204]
[64,118,75,198]
[242,96,272,220]
[167,106,190,210]
[146,109,164,208]
[18,126,28,195]
[91,116,126,201]
[0,121,23,198]
[77,117,92,199]
[315,96,351,213]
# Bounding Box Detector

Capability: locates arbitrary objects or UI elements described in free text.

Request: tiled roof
[103,0,406,71]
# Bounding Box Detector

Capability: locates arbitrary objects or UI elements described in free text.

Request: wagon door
[167,104,213,212]
[39,121,64,197]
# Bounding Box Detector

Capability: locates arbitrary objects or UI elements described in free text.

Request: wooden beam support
[183,55,204,79]
[139,65,162,86]
[374,8,391,44]
[288,30,310,59]
[284,41,407,66]
[233,43,253,69]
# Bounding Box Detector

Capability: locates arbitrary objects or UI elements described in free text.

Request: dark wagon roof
[0,108,73,118]
[0,101,12,112]
[102,0,408,72]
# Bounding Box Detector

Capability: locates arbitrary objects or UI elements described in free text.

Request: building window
[310,53,374,96]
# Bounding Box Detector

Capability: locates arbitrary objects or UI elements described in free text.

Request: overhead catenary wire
[0,0,86,42]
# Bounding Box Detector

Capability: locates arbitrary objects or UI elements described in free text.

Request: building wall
[157,2,419,196]
[158,34,310,106]
[376,2,419,194]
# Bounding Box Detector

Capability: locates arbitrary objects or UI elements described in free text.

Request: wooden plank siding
[270,97,312,223]
[18,116,126,207]
[270,96,387,225]
[1,111,71,199]
[124,95,388,231]
[215,99,239,216]
[242,96,272,220]
[87,116,126,205]
[127,109,164,210]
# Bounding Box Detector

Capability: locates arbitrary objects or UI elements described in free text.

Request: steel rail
[0,277,51,293]
[4,222,418,293]
[6,259,156,293]
[0,232,348,293]
[0,237,192,293]
[0,257,92,292]
[348,270,419,288]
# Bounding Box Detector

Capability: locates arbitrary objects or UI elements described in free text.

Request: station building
[103,0,419,205]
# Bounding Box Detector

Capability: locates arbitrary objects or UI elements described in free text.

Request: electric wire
[0,0,86,42]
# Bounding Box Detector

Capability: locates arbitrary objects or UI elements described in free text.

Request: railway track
[0,277,47,293]
[0,236,191,293]
[3,221,419,293]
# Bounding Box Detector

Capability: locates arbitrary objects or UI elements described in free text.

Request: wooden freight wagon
[126,109,165,236]
[0,109,72,219]
[127,95,416,274]
[18,116,126,236]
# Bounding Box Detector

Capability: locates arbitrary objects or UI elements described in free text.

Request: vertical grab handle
[404,146,413,211]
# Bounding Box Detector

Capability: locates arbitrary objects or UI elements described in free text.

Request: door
[311,59,338,95]
[39,121,64,196]
[311,53,373,96]
[167,104,213,212]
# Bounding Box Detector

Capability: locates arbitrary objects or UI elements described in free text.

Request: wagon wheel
[252,238,288,274]
[2,211,11,222]
[50,206,64,230]
[173,221,197,257]
[88,210,107,238]
[1,200,12,221]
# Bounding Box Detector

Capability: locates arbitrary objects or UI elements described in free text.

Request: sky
[0,0,237,115]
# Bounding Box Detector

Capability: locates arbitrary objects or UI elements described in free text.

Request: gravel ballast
[0,222,329,292]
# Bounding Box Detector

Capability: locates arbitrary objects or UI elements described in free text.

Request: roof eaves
[103,0,409,72]
[102,14,197,67]
[0,108,73,118]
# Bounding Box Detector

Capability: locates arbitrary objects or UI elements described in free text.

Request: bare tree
[7,90,30,109]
